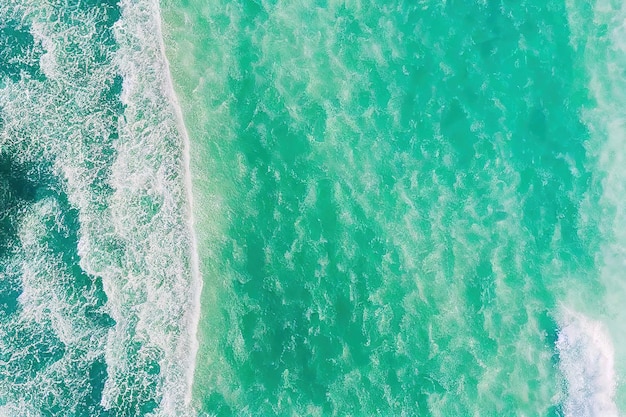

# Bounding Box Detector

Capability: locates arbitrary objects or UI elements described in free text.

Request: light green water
[0,0,625,415]
[161,0,625,415]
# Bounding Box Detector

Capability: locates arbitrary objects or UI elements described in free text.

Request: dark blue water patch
[0,20,45,82]
[0,153,42,313]
[0,151,116,415]
[0,264,21,317]
[36,358,112,417]
[0,2,124,415]
[0,153,39,203]
[0,153,113,318]
[36,359,108,417]
[34,188,115,416]
[86,359,111,416]
[38,187,116,331]
[90,0,122,63]
[0,325,66,385]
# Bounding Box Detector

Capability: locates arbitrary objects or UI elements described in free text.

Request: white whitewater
[557,309,618,417]
[151,0,203,407]
[567,0,626,414]
[111,0,202,414]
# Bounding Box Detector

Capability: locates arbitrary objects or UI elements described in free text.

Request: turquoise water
[0,0,625,415]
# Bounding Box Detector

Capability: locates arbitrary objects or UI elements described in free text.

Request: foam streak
[151,0,203,406]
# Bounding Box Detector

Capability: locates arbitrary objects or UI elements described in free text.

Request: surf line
[151,0,203,406]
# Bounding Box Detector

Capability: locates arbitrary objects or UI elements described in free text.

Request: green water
[0,0,625,415]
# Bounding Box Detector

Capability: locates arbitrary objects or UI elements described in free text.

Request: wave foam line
[557,309,618,417]
[565,0,626,412]
[111,0,203,413]
[151,0,203,407]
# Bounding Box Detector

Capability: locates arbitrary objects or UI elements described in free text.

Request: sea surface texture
[0,0,625,416]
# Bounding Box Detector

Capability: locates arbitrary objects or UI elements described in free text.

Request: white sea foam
[108,0,201,414]
[0,0,200,415]
[565,0,626,413]
[0,3,116,414]
[151,0,203,406]
[0,403,42,417]
[557,309,618,417]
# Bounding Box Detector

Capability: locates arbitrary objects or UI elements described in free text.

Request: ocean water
[0,0,625,416]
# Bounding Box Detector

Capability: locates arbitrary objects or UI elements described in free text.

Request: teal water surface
[1,0,625,416]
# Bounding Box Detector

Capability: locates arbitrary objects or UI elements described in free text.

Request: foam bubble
[557,309,618,417]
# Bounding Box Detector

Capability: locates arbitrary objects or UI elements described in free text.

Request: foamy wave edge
[150,0,203,407]
[111,0,202,413]
[557,308,618,417]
